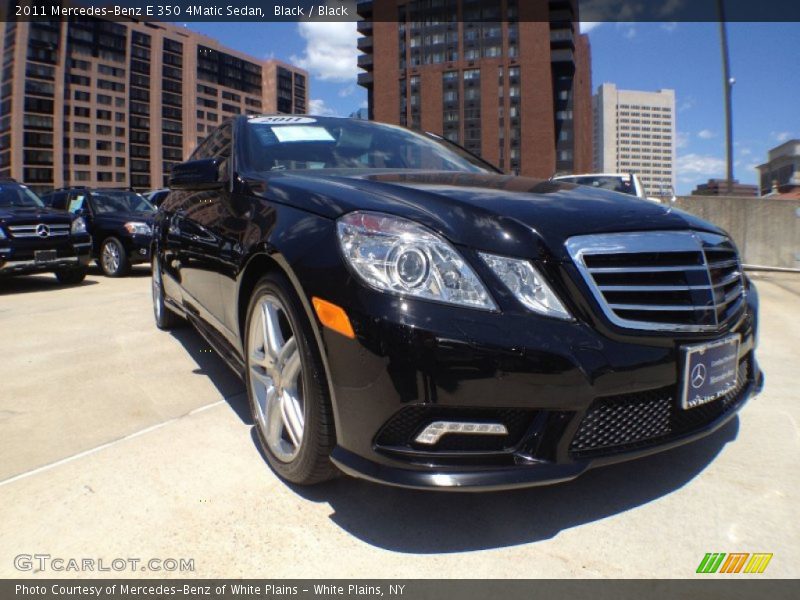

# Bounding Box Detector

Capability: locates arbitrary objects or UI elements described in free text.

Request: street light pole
[718,0,734,194]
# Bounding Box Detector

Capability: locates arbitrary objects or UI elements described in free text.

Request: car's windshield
[242,116,492,174]
[558,175,637,196]
[0,183,45,208]
[91,191,155,214]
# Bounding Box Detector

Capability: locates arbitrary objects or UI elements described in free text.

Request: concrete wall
[672,196,800,269]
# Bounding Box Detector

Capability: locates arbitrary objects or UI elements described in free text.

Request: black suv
[0,178,91,283]
[42,187,155,277]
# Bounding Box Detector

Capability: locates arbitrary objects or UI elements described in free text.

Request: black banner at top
[2,0,800,22]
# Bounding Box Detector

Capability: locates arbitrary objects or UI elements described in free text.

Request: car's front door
[169,123,233,332]
[65,190,96,253]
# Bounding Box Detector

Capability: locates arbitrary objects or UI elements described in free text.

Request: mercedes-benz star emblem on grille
[691,363,707,389]
[36,224,50,238]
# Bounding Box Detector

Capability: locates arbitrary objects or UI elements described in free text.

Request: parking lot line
[0,399,227,489]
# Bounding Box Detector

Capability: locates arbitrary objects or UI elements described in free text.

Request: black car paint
[154,116,762,490]
[0,191,92,277]
[41,189,153,265]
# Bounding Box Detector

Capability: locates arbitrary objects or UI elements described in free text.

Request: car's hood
[0,206,74,224]
[94,211,155,225]
[252,170,724,261]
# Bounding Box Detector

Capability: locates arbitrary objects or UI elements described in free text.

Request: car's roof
[244,114,358,124]
[554,173,634,179]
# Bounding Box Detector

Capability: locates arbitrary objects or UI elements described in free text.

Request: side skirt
[188,313,246,380]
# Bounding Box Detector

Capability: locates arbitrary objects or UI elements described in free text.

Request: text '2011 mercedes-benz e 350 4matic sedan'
[152,115,763,491]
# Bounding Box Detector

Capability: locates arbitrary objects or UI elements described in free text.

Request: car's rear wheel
[245,273,337,485]
[54,267,87,285]
[152,254,184,330]
[100,237,130,277]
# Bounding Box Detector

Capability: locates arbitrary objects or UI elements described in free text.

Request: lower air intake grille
[375,406,534,453]
[570,358,749,458]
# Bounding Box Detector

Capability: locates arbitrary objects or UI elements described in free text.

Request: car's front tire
[54,267,87,285]
[151,254,184,330]
[245,273,337,485]
[99,237,130,277]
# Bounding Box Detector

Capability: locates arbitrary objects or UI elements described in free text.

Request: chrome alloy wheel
[248,293,305,462]
[102,241,120,274]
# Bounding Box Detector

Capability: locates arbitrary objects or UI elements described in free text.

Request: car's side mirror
[169,158,226,191]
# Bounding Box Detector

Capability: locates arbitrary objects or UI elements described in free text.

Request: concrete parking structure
[0,268,797,578]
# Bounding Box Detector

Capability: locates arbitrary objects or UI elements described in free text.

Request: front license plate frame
[680,334,740,410]
[34,249,57,263]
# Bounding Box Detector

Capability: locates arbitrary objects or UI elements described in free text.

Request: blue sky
[186,21,799,193]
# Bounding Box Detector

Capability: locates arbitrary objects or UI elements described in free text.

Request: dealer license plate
[34,250,57,263]
[681,335,740,409]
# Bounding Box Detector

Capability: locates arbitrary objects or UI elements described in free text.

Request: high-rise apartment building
[356,0,593,177]
[593,83,675,196]
[0,19,307,193]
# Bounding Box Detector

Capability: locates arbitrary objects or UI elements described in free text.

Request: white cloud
[580,22,603,33]
[308,98,338,116]
[697,129,715,140]
[678,96,695,113]
[661,22,678,33]
[337,85,356,98]
[739,148,752,156]
[291,21,359,83]
[771,131,791,143]
[676,153,726,183]
[359,99,368,109]
[676,132,690,149]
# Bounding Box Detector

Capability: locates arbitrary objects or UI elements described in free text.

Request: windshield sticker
[271,126,335,143]
[249,116,317,125]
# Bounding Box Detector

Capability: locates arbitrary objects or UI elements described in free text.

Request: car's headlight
[70,217,87,235]
[479,253,571,320]
[124,221,151,235]
[337,211,496,310]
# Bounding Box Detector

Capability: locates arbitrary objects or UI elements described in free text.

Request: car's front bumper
[0,238,92,275]
[125,234,152,264]
[309,277,762,491]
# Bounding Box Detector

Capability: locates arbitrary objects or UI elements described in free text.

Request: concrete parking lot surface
[1,268,798,578]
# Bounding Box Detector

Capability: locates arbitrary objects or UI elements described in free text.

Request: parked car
[153,115,762,490]
[42,187,155,277]
[145,188,170,208]
[0,178,91,283]
[553,172,664,202]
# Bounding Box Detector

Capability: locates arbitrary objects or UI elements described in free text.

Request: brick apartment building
[0,19,307,193]
[356,0,592,177]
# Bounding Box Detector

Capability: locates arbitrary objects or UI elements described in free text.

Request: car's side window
[44,191,67,209]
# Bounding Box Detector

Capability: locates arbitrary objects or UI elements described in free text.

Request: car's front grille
[7,223,70,238]
[570,358,749,458]
[566,231,746,331]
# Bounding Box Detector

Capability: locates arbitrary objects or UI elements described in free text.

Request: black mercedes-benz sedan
[152,115,763,490]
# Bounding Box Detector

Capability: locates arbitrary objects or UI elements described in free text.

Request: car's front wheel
[54,267,87,285]
[99,237,130,277]
[245,273,337,485]
[152,254,184,330]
